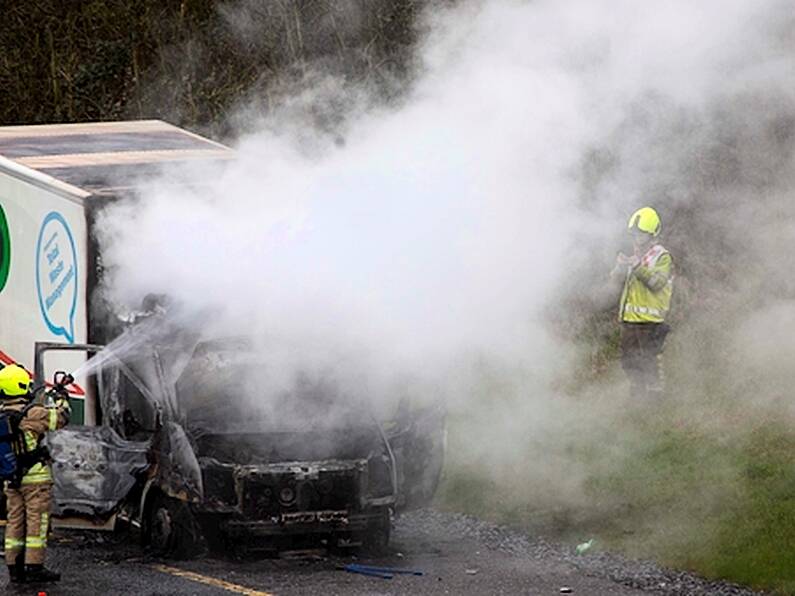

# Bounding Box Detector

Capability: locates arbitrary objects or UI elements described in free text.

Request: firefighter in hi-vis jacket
[0,364,70,584]
[613,207,674,400]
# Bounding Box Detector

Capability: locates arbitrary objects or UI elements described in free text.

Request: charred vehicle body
[39,322,445,557]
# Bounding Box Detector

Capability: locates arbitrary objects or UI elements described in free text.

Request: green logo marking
[0,204,9,292]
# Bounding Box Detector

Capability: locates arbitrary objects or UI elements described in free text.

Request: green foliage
[0,0,425,136]
[439,394,795,594]
[592,420,795,594]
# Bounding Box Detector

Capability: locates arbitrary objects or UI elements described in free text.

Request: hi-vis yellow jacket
[618,244,673,323]
[1,397,70,485]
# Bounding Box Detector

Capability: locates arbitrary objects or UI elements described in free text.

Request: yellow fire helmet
[0,364,33,397]
[627,206,661,237]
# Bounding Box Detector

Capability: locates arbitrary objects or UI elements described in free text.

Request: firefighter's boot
[24,564,61,583]
[7,564,24,583]
[7,552,26,583]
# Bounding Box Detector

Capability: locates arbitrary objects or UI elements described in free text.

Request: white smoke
[96,0,794,435]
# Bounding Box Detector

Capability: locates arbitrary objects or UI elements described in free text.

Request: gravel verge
[396,509,763,596]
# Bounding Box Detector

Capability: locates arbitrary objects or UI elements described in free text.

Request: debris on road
[341,563,425,579]
[465,568,479,575]
[560,587,573,594]
[575,539,594,555]
[342,565,393,579]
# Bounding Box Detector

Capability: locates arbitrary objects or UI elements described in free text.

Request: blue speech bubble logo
[36,211,78,344]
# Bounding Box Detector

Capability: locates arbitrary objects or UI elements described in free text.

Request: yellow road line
[153,564,274,596]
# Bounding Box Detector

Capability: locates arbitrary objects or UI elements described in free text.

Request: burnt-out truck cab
[41,321,445,556]
[164,337,399,555]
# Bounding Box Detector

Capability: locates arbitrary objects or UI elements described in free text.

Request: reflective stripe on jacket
[618,244,673,323]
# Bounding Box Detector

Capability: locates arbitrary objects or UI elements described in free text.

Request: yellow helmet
[0,364,33,397]
[627,206,661,237]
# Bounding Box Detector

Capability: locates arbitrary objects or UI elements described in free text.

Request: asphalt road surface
[1,510,759,595]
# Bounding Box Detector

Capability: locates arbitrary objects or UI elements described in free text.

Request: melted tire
[145,494,204,559]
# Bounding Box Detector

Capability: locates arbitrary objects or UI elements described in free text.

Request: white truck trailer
[0,120,232,424]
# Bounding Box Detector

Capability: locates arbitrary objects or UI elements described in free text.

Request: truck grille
[242,468,359,519]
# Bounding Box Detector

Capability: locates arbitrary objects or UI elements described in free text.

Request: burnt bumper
[201,458,394,513]
[222,510,384,537]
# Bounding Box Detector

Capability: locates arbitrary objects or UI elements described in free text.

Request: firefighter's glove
[55,397,72,422]
[616,253,640,268]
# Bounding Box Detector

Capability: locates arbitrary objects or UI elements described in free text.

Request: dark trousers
[620,322,670,399]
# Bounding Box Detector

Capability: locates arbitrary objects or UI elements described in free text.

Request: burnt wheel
[145,493,204,559]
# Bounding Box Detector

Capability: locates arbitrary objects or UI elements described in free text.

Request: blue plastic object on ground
[343,565,393,579]
[343,563,424,579]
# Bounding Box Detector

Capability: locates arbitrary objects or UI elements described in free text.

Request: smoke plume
[96,0,795,539]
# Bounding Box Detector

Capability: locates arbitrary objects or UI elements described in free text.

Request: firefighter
[0,364,70,584]
[613,207,674,399]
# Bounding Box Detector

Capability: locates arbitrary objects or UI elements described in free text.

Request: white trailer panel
[0,158,90,416]
[0,120,233,425]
